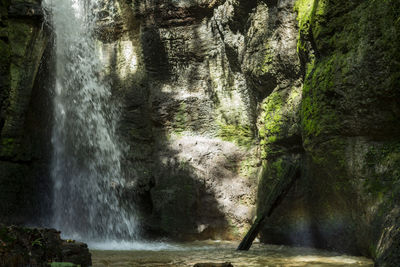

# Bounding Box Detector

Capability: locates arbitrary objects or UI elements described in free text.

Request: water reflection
[91,241,373,267]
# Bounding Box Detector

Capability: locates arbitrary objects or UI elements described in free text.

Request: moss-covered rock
[0,0,11,133]
[0,225,91,267]
[261,0,400,263]
[301,0,400,144]
[254,0,400,265]
[217,122,254,148]
[0,0,51,225]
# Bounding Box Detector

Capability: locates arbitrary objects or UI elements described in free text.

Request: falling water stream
[44,0,137,243]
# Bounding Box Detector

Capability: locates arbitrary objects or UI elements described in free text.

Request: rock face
[0,0,52,225]
[95,0,268,240]
[93,0,302,240]
[256,0,400,266]
[0,225,92,267]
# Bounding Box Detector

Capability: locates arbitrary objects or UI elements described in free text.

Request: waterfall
[43,0,137,242]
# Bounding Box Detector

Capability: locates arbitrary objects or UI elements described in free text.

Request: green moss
[0,138,16,157]
[258,91,285,158]
[173,102,188,133]
[294,0,316,55]
[301,53,346,143]
[31,237,43,248]
[256,157,294,216]
[0,38,10,63]
[226,217,242,238]
[293,0,400,259]
[300,0,400,145]
[261,41,274,73]
[306,138,346,170]
[239,154,259,178]
[9,21,33,58]
[9,63,21,104]
[294,0,314,27]
[0,227,15,244]
[271,158,284,178]
[363,142,400,203]
[0,38,10,102]
[217,122,254,148]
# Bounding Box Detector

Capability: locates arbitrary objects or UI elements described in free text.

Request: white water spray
[43,0,138,242]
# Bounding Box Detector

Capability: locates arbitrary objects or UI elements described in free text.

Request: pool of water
[90,241,374,267]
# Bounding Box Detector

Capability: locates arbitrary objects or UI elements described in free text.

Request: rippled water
[91,242,373,267]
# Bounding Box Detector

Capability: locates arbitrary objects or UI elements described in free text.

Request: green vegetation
[296,0,400,147]
[261,42,274,73]
[31,238,43,248]
[218,122,254,148]
[294,0,315,55]
[0,227,15,244]
[301,56,341,141]
[239,155,260,179]
[9,21,33,58]
[0,138,15,157]
[173,102,188,134]
[256,157,293,217]
[258,91,284,158]
[364,142,400,203]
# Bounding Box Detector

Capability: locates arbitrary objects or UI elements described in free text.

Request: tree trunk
[237,161,300,251]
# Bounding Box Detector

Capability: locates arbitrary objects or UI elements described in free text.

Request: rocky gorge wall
[0,0,399,266]
[256,1,400,266]
[86,0,400,264]
[0,0,52,225]
[94,0,303,240]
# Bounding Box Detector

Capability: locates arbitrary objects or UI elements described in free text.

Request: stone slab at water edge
[0,225,92,267]
[193,263,233,267]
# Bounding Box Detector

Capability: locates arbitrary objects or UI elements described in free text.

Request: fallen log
[237,160,300,251]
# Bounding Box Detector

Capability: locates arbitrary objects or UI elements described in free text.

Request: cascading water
[43,0,137,242]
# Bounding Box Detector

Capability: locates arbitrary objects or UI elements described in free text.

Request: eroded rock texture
[257,0,400,266]
[95,0,267,240]
[0,0,52,225]
[0,225,92,267]
[92,0,304,241]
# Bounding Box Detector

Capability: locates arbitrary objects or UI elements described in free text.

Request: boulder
[0,225,92,267]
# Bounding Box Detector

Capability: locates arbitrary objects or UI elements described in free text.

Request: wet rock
[0,225,92,267]
[8,2,44,19]
[0,0,52,225]
[60,241,92,267]
[194,262,233,267]
[257,0,400,265]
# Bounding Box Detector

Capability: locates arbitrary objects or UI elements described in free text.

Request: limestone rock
[95,0,269,240]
